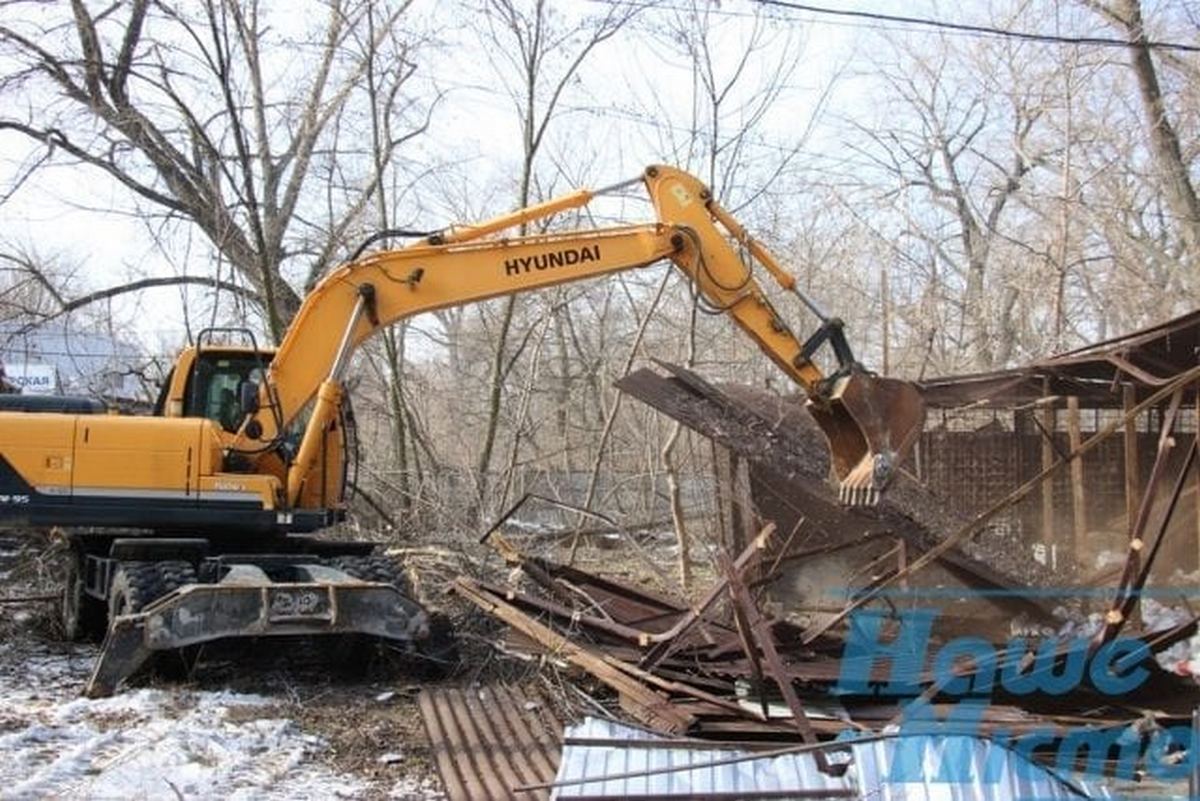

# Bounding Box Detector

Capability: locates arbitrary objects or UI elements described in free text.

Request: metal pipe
[436,189,595,244]
[593,175,644,196]
[514,733,892,794]
[706,197,829,322]
[329,294,366,382]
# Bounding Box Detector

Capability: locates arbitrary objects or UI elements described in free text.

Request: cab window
[185,355,265,432]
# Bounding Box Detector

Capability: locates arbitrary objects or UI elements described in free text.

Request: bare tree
[1085,0,1200,259]
[840,31,1054,370]
[469,0,639,513]
[0,0,433,341]
[589,0,823,582]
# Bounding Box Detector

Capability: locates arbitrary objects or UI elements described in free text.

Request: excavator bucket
[806,370,926,506]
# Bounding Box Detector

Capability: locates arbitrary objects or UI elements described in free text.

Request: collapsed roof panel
[919,310,1200,408]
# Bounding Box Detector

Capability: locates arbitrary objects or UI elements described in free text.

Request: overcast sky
[0,0,1141,361]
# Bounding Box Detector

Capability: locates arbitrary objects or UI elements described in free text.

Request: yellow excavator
[0,165,924,695]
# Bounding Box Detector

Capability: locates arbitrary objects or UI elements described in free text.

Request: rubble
[423,312,1200,798]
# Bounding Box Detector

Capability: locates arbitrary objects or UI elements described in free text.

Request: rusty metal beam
[919,309,1200,408]
[817,365,1200,621]
[1121,390,1183,587]
[721,554,844,777]
[515,734,898,795]
[639,523,778,670]
[1099,433,1198,645]
[453,577,695,734]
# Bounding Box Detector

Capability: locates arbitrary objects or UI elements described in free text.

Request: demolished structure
[422,310,1200,800]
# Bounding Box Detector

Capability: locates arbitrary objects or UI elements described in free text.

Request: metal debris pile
[423,312,1200,798]
[453,520,1200,761]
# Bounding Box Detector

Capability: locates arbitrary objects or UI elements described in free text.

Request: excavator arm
[237,165,924,507]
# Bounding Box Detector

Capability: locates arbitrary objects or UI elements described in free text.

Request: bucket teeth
[838,484,878,508]
[812,371,925,507]
[837,456,886,507]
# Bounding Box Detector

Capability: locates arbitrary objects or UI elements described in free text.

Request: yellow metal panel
[197,474,278,510]
[196,422,229,482]
[235,224,677,450]
[73,417,206,495]
[0,413,76,493]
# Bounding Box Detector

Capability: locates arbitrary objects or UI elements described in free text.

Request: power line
[754,0,1200,53]
[594,0,971,39]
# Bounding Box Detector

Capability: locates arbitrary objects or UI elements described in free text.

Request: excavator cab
[185,353,266,432]
[153,328,275,426]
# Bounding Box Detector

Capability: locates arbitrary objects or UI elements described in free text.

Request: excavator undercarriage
[64,533,455,696]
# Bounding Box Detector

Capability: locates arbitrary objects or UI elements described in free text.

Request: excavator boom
[242,165,924,505]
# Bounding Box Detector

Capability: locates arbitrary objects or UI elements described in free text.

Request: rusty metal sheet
[454,578,697,734]
[919,309,1200,408]
[419,684,564,801]
[616,361,1058,623]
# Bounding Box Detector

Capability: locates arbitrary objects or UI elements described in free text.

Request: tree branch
[5,275,261,340]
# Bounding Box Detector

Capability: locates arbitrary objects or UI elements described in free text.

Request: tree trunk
[1112,0,1200,257]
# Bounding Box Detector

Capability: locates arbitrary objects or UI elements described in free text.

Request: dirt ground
[0,526,614,800]
[0,530,498,799]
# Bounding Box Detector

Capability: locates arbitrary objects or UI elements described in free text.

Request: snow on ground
[0,645,369,800]
[0,536,20,583]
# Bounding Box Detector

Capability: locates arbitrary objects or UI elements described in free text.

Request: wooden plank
[712,443,736,552]
[712,447,756,555]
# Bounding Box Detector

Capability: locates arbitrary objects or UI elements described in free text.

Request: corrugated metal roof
[418,684,564,801]
[918,309,1200,408]
[553,718,1113,800]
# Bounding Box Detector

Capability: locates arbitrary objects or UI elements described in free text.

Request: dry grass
[0,528,66,642]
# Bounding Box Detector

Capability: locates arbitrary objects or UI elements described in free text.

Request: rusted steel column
[1124,385,1141,543]
[1098,434,1196,646]
[721,553,844,777]
[1095,390,1185,645]
[1067,396,1086,565]
[1041,382,1056,558]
